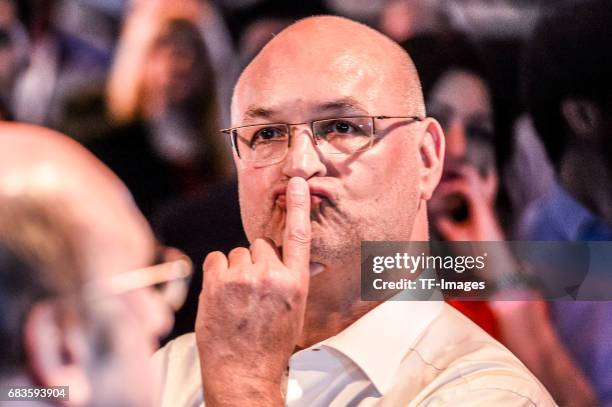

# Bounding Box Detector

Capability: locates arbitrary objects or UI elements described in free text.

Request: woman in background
[404,32,503,338]
[403,32,597,406]
[89,1,232,220]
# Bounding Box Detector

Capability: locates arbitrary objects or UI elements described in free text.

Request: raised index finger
[282,177,311,272]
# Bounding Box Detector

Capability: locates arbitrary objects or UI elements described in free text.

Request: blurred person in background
[224,0,329,68]
[522,0,612,404]
[90,1,232,220]
[504,114,555,238]
[0,122,190,406]
[0,99,11,121]
[236,16,292,68]
[403,32,502,338]
[11,0,113,128]
[130,0,237,128]
[0,27,17,116]
[379,0,450,43]
[403,33,504,241]
[405,31,598,405]
[0,0,28,118]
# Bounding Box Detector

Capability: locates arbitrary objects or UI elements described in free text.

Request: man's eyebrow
[316,97,369,115]
[240,97,369,123]
[243,106,276,122]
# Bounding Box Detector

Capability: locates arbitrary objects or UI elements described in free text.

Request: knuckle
[263,259,277,271]
[272,272,301,293]
[259,274,275,288]
[261,237,277,246]
[228,247,249,258]
[250,238,269,252]
[229,246,247,255]
[287,228,311,245]
[204,250,223,263]
[225,275,256,293]
[252,237,268,246]
[291,289,306,304]
[260,270,289,291]
[284,279,301,294]
[203,251,226,272]
[287,198,307,210]
[285,280,306,302]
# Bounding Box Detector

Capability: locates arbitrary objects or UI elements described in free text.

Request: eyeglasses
[221,115,423,166]
[84,246,193,312]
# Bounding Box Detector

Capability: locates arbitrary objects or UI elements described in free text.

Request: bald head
[229,14,445,265]
[0,123,154,279]
[233,15,425,125]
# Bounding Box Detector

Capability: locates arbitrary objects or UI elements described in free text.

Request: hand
[195,177,311,406]
[490,300,598,406]
[430,165,504,241]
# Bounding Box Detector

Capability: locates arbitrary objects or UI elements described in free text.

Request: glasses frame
[83,248,193,311]
[221,115,424,164]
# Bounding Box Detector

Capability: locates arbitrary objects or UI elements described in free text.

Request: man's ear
[23,301,92,406]
[561,98,601,139]
[418,118,445,201]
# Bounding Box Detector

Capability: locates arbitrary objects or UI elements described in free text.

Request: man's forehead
[233,54,394,124]
[238,96,373,124]
[231,15,424,124]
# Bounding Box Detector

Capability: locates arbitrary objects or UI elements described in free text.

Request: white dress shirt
[152,301,555,406]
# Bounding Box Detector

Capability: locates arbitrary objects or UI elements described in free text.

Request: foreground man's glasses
[84,246,193,311]
[221,115,423,166]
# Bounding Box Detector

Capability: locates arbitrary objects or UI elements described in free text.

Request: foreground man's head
[0,123,155,278]
[0,123,176,406]
[230,16,445,269]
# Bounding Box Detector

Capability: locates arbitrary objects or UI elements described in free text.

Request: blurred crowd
[1,0,611,406]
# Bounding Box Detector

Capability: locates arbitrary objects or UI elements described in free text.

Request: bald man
[154,17,554,406]
[0,123,180,406]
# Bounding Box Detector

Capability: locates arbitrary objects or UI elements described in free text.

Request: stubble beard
[242,198,415,270]
[240,197,365,267]
[309,206,362,267]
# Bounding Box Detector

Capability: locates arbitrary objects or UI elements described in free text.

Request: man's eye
[322,120,364,136]
[252,127,285,144]
[334,121,354,133]
[467,123,494,142]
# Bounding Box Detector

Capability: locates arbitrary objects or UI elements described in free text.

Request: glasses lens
[313,117,373,154]
[235,124,289,164]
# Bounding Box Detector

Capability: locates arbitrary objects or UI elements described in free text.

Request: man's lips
[273,185,333,209]
[275,193,327,209]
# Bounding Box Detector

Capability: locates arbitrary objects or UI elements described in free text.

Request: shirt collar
[316,298,444,395]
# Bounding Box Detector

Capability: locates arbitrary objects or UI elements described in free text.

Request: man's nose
[282,126,327,179]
